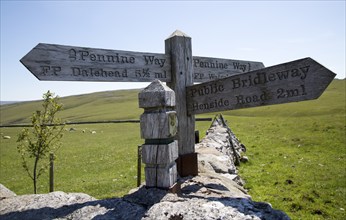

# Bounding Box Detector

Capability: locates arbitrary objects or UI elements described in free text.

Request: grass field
[0,79,345,219]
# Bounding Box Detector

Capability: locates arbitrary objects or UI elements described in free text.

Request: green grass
[226,115,345,219]
[0,79,345,219]
[0,124,143,198]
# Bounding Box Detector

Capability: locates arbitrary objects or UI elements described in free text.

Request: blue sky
[1,0,345,101]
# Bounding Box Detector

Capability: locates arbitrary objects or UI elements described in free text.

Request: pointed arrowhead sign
[20,43,264,83]
[186,58,336,115]
[20,43,172,82]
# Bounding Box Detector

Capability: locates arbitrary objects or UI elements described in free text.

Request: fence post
[49,153,54,192]
[138,80,178,188]
[137,145,142,187]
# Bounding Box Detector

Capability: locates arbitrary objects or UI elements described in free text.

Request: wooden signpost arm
[165,30,197,176]
[186,57,336,115]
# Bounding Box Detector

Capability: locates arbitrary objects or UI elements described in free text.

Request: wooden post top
[138,80,175,109]
[166,30,190,39]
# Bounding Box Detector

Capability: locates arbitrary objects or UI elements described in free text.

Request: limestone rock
[143,197,289,220]
[0,191,146,220]
[196,114,246,177]
[241,156,249,163]
[141,174,289,220]
[0,179,289,220]
[199,153,236,174]
[0,184,16,199]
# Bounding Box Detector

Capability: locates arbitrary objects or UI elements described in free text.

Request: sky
[1,0,345,101]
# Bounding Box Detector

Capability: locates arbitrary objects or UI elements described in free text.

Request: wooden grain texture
[141,141,178,165]
[144,165,157,187]
[145,163,177,188]
[193,56,264,82]
[138,80,175,109]
[157,163,177,188]
[20,43,171,82]
[21,43,265,84]
[187,57,336,115]
[165,31,195,156]
[140,111,177,139]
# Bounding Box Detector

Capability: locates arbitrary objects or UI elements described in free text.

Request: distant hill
[0,101,21,105]
[0,89,142,125]
[0,80,345,125]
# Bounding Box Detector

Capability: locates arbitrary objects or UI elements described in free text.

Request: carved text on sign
[192,56,265,82]
[20,43,171,82]
[69,49,136,64]
[21,44,265,83]
[187,58,336,115]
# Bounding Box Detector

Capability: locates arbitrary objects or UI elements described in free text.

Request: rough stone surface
[0,191,146,220]
[196,114,246,177]
[0,115,290,220]
[0,184,16,199]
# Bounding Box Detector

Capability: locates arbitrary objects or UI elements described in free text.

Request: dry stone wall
[0,115,290,220]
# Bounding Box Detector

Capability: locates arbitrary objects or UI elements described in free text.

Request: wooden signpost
[20,30,264,178]
[20,44,264,83]
[20,43,171,82]
[21,30,336,185]
[187,57,336,115]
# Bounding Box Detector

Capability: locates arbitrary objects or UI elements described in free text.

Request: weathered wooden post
[137,145,142,187]
[49,153,54,192]
[165,30,197,177]
[139,80,178,188]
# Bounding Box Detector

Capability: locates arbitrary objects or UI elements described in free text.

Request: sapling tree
[17,91,64,194]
